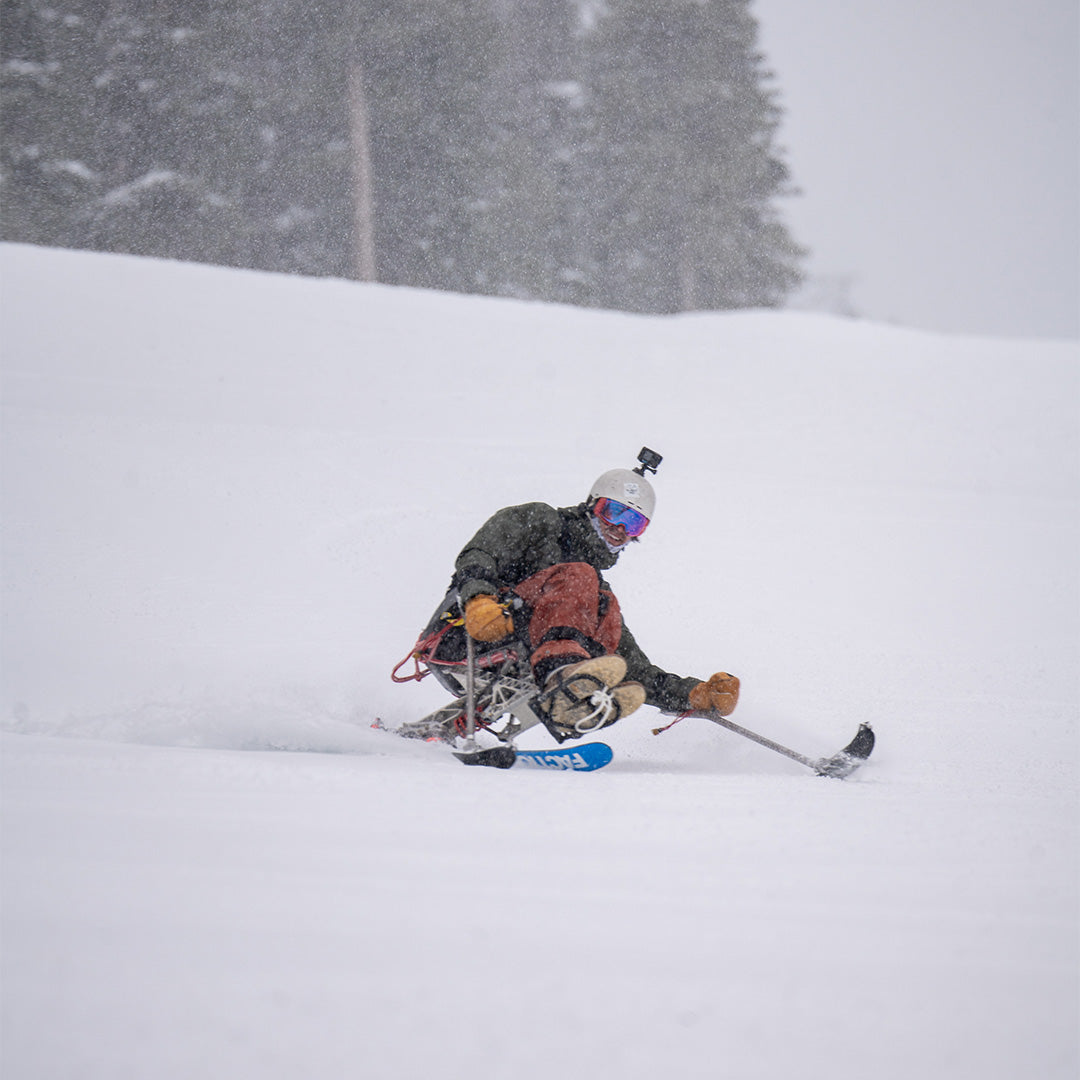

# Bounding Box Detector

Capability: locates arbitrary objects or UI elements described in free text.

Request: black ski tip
[453,745,517,769]
[843,722,875,760]
[815,723,875,779]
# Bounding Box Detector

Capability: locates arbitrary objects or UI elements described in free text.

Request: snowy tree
[1,0,355,274]
[1,0,803,311]
[582,0,803,312]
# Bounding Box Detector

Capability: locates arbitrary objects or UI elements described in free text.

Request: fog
[755,0,1080,338]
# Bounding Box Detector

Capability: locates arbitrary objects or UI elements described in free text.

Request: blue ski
[513,742,613,771]
[453,742,612,771]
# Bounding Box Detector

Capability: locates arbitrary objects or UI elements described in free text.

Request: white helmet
[588,468,656,519]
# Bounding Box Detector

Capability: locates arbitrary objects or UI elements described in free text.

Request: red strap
[390,623,455,684]
[651,711,691,736]
[390,614,521,685]
[391,650,429,684]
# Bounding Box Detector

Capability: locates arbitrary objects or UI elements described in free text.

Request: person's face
[592,497,650,548]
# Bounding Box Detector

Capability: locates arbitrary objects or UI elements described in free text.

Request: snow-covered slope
[2,243,1077,1079]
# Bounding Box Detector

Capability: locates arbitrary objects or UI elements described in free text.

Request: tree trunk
[348,63,377,282]
[679,246,698,311]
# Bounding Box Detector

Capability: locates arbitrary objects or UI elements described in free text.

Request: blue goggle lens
[594,497,649,537]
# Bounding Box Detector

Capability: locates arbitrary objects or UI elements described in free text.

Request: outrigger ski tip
[813,722,875,779]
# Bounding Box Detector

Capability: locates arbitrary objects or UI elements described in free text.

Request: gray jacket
[453,501,700,712]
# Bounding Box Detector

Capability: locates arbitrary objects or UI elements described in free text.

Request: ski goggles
[593,497,650,538]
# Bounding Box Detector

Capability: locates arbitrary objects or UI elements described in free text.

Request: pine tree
[1,0,355,273]
[582,0,803,312]
[2,1,250,263]
[464,0,587,303]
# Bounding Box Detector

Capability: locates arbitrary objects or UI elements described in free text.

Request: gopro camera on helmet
[634,447,662,477]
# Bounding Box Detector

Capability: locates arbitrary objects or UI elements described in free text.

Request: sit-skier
[444,450,739,739]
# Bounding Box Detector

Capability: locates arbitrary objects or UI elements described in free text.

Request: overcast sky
[752,0,1079,339]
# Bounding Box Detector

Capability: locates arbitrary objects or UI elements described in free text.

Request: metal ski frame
[462,633,478,750]
[452,635,536,768]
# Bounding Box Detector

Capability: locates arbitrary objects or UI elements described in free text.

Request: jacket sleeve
[616,620,702,713]
[453,503,563,603]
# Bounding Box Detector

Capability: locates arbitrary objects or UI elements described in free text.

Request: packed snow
[2,243,1077,1079]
